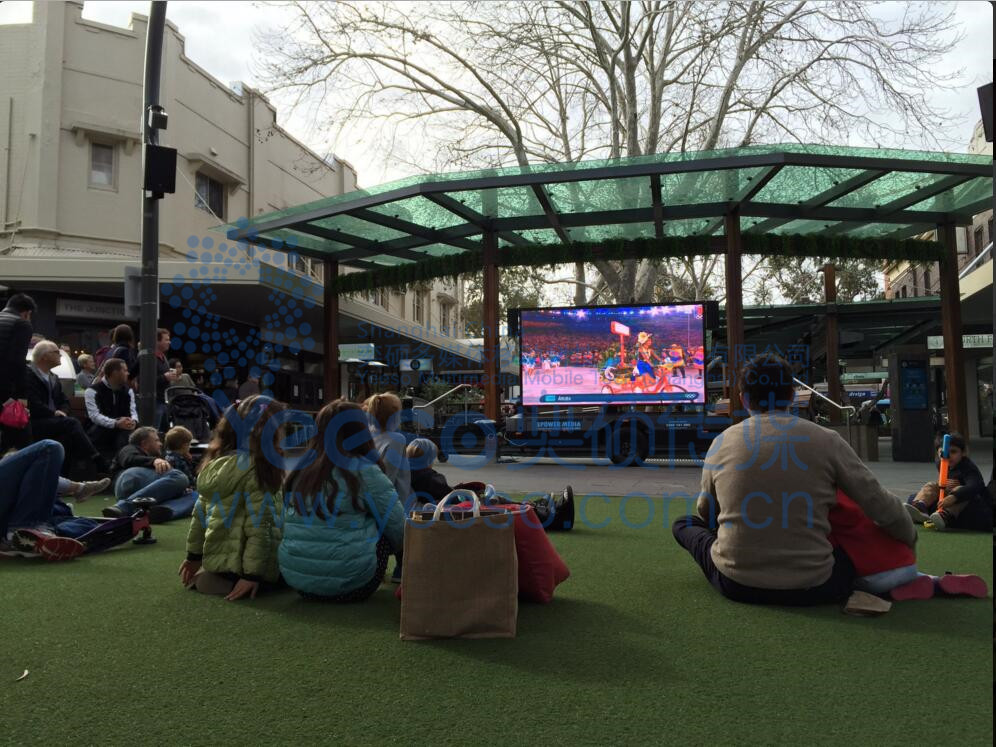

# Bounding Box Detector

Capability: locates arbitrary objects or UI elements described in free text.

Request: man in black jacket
[0,293,36,451]
[84,358,137,459]
[26,340,106,475]
[103,426,194,523]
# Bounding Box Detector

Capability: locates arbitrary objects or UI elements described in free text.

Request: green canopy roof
[221,143,992,274]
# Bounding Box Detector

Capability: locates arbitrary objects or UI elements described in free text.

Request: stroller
[165,386,218,443]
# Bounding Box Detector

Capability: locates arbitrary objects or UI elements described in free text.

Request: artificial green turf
[1,496,992,746]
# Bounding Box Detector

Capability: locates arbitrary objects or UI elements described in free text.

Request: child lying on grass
[830,489,987,601]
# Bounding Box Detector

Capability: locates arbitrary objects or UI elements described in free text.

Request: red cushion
[395,503,570,604]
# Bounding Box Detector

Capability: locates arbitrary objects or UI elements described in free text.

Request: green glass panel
[905,177,993,213]
[452,187,543,219]
[216,143,989,249]
[845,222,915,239]
[544,176,651,213]
[752,166,870,205]
[573,222,657,242]
[365,195,467,230]
[662,218,717,237]
[311,214,408,244]
[768,219,828,235]
[827,172,948,210]
[410,244,466,258]
[662,167,767,204]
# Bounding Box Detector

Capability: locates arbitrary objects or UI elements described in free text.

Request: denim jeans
[0,439,64,535]
[854,564,921,595]
[113,467,194,519]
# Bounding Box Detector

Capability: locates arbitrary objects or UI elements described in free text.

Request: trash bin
[855,424,879,462]
[828,424,878,462]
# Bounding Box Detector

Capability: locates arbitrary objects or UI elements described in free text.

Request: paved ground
[438,437,993,499]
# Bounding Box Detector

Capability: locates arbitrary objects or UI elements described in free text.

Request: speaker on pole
[978,83,993,142]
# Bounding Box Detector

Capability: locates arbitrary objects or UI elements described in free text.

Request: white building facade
[0,2,473,406]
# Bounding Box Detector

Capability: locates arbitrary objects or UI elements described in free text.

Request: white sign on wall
[338,343,376,360]
[926,333,993,350]
[56,298,125,320]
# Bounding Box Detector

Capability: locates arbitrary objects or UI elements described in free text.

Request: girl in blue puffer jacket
[279,400,405,602]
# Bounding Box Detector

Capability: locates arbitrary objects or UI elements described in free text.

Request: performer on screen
[667,343,687,379]
[631,331,661,390]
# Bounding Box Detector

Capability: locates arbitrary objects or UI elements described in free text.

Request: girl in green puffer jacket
[178,395,287,601]
[279,400,405,602]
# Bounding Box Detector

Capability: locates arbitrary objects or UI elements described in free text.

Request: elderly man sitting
[25,340,108,476]
[102,426,196,524]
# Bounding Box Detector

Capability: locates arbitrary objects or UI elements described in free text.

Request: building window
[365,288,388,309]
[988,218,993,246]
[195,172,225,218]
[440,302,452,337]
[900,286,907,298]
[89,142,115,189]
[413,291,425,325]
[974,226,985,255]
[923,268,931,294]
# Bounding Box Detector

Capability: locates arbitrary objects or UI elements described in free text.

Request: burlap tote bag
[401,493,518,640]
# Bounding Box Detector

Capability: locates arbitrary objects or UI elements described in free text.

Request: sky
[1,0,991,190]
[0,0,991,307]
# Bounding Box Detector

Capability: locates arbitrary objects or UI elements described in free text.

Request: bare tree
[257,1,961,302]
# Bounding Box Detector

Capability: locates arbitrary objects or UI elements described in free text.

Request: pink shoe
[937,574,988,598]
[890,575,934,601]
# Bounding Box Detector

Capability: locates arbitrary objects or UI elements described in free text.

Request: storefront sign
[56,298,125,320]
[926,333,993,350]
[338,343,376,360]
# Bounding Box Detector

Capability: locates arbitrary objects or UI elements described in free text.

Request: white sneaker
[904,502,930,525]
[925,511,947,531]
[74,477,111,502]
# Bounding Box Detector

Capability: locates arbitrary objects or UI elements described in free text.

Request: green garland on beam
[330,233,942,294]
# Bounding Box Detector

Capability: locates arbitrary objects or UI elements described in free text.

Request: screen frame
[515,301,708,408]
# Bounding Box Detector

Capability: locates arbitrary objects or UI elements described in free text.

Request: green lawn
[1,496,992,746]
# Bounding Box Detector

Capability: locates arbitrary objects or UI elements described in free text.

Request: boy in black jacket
[906,433,991,531]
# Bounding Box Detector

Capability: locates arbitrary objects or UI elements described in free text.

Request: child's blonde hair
[164,426,194,452]
[405,437,438,469]
[365,392,402,431]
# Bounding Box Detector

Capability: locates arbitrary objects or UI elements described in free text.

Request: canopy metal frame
[221,146,989,432]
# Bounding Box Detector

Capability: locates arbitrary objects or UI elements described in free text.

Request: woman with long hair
[278,399,404,602]
[178,395,287,600]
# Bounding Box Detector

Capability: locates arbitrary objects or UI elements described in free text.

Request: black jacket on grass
[111,444,159,481]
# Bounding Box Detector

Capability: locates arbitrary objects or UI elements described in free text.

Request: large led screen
[519,304,706,406]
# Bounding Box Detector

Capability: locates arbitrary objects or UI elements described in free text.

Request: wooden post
[482,232,500,422]
[724,211,745,421]
[323,260,340,403]
[823,263,842,425]
[938,223,968,435]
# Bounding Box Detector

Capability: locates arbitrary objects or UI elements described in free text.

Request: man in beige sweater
[673,354,916,605]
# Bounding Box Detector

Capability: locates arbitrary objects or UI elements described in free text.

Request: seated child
[178,395,286,601]
[406,437,574,528]
[406,438,453,505]
[279,400,404,602]
[164,426,197,485]
[830,489,987,600]
[905,433,991,531]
